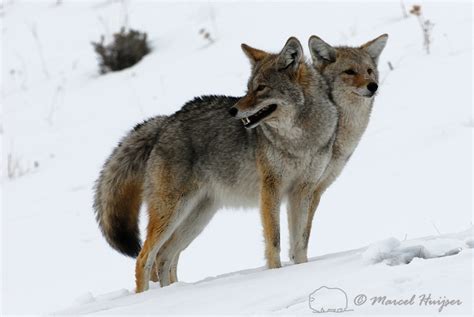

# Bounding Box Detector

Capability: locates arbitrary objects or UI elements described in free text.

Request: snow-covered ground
[1,1,472,315]
[56,229,473,315]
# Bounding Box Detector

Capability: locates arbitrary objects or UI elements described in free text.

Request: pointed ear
[361,34,388,64]
[241,43,269,66]
[276,37,304,72]
[308,35,336,68]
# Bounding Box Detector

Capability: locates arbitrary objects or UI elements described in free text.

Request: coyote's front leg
[257,157,282,269]
[303,188,323,254]
[288,182,317,264]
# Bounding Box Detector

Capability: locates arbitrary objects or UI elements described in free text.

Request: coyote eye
[256,84,267,92]
[367,68,373,75]
[344,69,356,75]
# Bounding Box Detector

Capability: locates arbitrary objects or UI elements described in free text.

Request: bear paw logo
[309,286,352,313]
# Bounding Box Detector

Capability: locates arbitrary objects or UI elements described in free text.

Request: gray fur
[276,37,304,71]
[361,34,388,63]
[309,34,388,190]
[94,116,166,257]
[308,35,337,67]
[304,35,388,255]
[130,37,338,291]
[95,34,388,290]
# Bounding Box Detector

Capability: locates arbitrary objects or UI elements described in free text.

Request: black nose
[367,82,378,93]
[228,107,238,117]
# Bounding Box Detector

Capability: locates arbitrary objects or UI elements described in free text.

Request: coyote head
[229,37,310,129]
[308,34,388,99]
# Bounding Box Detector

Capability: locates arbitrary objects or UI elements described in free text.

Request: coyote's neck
[260,66,336,156]
[332,94,373,159]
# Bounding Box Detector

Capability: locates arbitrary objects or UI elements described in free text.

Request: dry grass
[92,28,151,74]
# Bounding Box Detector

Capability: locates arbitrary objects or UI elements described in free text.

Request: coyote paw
[267,257,282,269]
[291,254,308,264]
[290,248,308,264]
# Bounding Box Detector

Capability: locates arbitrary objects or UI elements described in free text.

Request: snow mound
[362,235,470,265]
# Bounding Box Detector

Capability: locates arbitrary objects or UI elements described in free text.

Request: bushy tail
[93,116,166,257]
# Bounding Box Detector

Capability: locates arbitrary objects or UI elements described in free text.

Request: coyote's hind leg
[135,164,198,293]
[155,196,217,287]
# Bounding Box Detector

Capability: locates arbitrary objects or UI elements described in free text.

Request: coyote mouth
[241,104,277,128]
[352,91,375,98]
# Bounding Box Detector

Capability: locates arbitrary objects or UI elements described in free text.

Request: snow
[2,0,473,315]
[362,235,469,265]
[56,229,473,315]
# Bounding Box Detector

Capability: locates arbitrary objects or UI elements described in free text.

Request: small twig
[120,0,129,30]
[46,84,64,125]
[199,28,215,45]
[431,221,442,235]
[380,61,395,85]
[14,52,29,91]
[29,23,50,79]
[97,16,111,39]
[7,151,25,179]
[418,246,424,259]
[387,61,394,71]
[410,5,434,54]
[7,153,15,179]
[400,0,408,18]
[208,3,218,40]
[6,142,39,180]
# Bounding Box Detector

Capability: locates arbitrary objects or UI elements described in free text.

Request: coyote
[305,34,388,238]
[94,37,338,292]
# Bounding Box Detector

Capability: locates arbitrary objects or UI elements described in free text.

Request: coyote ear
[308,35,336,68]
[241,43,269,66]
[361,34,388,64]
[276,37,303,72]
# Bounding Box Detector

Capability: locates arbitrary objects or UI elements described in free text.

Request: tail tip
[110,229,142,258]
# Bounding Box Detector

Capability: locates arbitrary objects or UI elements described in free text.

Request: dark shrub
[92,28,151,74]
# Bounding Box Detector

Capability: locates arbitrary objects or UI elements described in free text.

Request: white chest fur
[317,96,373,192]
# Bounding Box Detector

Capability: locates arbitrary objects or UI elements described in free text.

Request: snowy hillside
[57,229,473,315]
[2,1,473,315]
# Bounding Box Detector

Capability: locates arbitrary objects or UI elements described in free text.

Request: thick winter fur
[128,37,339,292]
[153,35,389,287]
[94,116,166,257]
[305,34,388,245]
[94,35,387,293]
